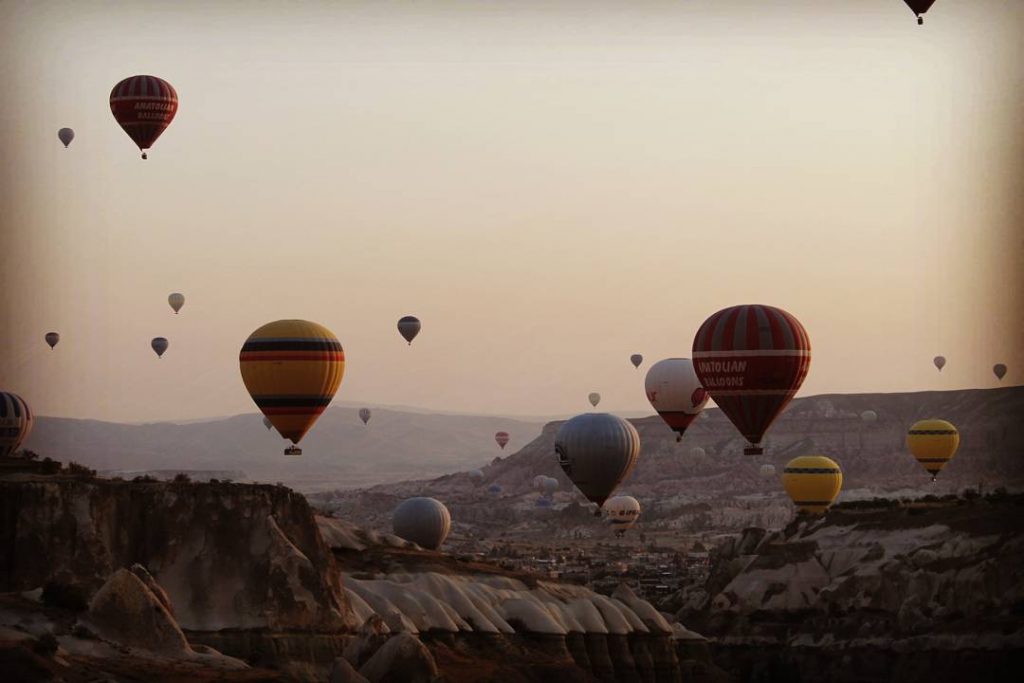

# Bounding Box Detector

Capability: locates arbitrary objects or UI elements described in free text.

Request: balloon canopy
[782,455,842,514]
[906,419,959,481]
[555,413,640,508]
[397,316,421,345]
[109,75,178,159]
[0,392,34,458]
[644,358,708,442]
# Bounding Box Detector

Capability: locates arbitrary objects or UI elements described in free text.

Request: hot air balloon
[168,293,185,314]
[0,391,34,458]
[906,419,959,482]
[44,332,59,350]
[630,354,643,369]
[904,0,936,25]
[532,475,546,491]
[392,497,451,550]
[690,446,706,459]
[359,408,371,425]
[57,128,74,148]
[645,358,708,442]
[760,463,776,478]
[469,469,484,485]
[588,392,601,408]
[861,410,878,422]
[495,431,510,449]
[488,483,503,495]
[397,316,421,345]
[263,416,273,430]
[692,304,811,456]
[109,75,178,159]
[555,413,640,510]
[603,496,641,536]
[535,497,553,509]
[151,337,169,358]
[993,364,1007,381]
[239,320,345,456]
[782,455,842,514]
[933,356,946,372]
[540,476,559,496]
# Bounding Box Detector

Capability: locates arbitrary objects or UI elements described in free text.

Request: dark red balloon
[692,304,810,455]
[904,0,936,23]
[109,75,178,158]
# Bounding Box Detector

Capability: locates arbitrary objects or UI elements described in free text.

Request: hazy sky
[1,1,1021,422]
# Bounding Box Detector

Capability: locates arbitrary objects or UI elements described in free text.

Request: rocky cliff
[671,493,1024,682]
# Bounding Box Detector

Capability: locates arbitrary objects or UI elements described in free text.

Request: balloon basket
[744,446,764,456]
[284,446,302,456]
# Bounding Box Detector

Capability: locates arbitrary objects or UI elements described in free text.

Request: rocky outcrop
[84,568,191,655]
[358,632,438,682]
[675,495,1024,682]
[0,479,354,633]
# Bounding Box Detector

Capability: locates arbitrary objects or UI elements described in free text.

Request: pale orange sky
[1,1,1021,422]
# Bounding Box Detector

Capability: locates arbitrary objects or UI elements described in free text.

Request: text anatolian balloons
[0,392,34,457]
[630,354,643,369]
[495,431,510,449]
[109,75,178,159]
[239,320,345,455]
[392,497,451,550]
[933,356,946,372]
[397,316,421,345]
[588,392,601,408]
[693,304,811,456]
[993,364,1007,381]
[168,293,185,314]
[644,358,708,442]
[359,408,371,425]
[151,337,169,358]
[555,413,640,509]
[58,128,74,148]
[44,332,60,350]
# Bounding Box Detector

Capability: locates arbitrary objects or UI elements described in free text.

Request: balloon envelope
[644,358,708,441]
[555,413,640,508]
[495,431,510,449]
[44,332,60,349]
[603,495,641,532]
[693,304,810,455]
[904,0,936,22]
[151,337,168,358]
[782,455,842,514]
[541,476,559,495]
[0,392,34,457]
[488,483,503,495]
[397,316,421,345]
[993,364,1007,380]
[860,410,878,422]
[760,463,776,478]
[168,293,185,314]
[588,392,601,407]
[239,320,345,446]
[630,354,643,369]
[392,497,451,550]
[906,419,959,481]
[933,356,946,371]
[359,408,371,425]
[469,469,484,484]
[58,128,74,147]
[109,75,178,158]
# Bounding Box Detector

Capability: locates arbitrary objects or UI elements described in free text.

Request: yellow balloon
[906,419,959,481]
[782,455,843,514]
[239,320,345,453]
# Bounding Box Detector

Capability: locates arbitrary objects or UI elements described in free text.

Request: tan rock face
[85,568,191,656]
[0,480,356,633]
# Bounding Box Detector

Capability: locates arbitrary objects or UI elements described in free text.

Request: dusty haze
[1,0,1021,422]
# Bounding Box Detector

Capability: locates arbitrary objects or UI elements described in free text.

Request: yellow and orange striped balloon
[239,320,345,448]
[906,419,959,481]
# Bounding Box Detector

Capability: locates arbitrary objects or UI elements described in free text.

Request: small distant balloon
[168,293,185,314]
[993,364,1007,381]
[0,392,34,458]
[359,408,371,425]
[630,354,643,369]
[760,463,776,478]
[603,496,641,535]
[495,431,510,449]
[397,316,421,345]
[933,356,946,372]
[903,0,937,25]
[44,332,60,350]
[468,469,484,484]
[588,392,601,408]
[58,128,74,148]
[860,410,878,422]
[151,337,169,358]
[487,483,503,496]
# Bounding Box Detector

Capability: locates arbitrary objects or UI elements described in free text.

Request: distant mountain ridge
[22,406,545,492]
